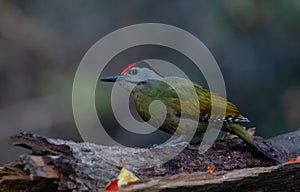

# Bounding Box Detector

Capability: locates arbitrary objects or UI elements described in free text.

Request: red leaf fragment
[283,156,300,164]
[105,179,118,191]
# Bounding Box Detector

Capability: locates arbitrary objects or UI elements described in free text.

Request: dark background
[0,0,299,164]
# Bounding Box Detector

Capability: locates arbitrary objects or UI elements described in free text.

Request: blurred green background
[0,0,300,164]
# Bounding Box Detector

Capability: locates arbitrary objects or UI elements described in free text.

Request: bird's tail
[228,123,280,164]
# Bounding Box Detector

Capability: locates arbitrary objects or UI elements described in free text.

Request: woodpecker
[100,61,279,162]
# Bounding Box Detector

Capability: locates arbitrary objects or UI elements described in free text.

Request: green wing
[161,78,239,117]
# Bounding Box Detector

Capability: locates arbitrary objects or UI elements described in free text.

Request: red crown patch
[120,61,138,74]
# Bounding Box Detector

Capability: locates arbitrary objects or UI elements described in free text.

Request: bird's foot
[246,127,256,136]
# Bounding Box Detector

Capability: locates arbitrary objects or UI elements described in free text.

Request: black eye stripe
[137,81,146,85]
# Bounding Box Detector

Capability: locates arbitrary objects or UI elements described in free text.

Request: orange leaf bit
[283,156,300,164]
[105,179,119,191]
[207,164,216,173]
[197,161,202,166]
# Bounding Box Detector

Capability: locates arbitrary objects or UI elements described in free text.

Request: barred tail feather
[228,123,280,164]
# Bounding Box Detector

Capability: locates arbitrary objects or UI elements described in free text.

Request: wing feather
[163,79,239,118]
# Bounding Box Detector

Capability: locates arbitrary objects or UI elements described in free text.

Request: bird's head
[100,61,162,90]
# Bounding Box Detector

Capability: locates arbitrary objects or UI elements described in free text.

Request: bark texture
[0,130,299,191]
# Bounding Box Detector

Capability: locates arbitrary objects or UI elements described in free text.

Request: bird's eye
[132,69,138,75]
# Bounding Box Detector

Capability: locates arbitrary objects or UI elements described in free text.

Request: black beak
[100,75,120,82]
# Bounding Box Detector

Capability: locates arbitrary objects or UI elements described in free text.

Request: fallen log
[0,130,299,191]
